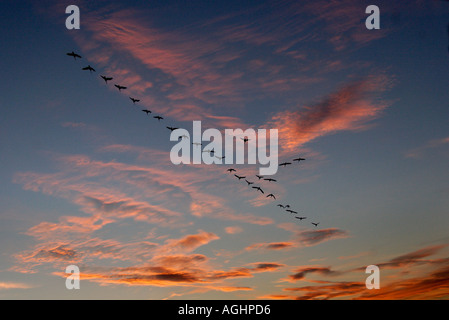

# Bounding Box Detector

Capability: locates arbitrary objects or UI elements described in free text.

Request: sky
[0,0,448,300]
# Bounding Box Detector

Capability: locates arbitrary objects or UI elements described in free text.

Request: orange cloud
[284,281,366,300]
[358,263,449,300]
[262,244,449,300]
[224,226,243,234]
[50,258,281,290]
[405,136,449,159]
[0,282,34,290]
[246,242,295,251]
[288,266,341,281]
[280,260,449,300]
[300,0,388,51]
[14,238,160,271]
[208,286,253,292]
[268,78,391,154]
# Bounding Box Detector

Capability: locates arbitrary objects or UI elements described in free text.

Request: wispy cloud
[297,228,350,247]
[61,122,87,128]
[358,263,449,299]
[161,231,219,254]
[405,137,449,158]
[261,244,449,300]
[288,266,341,281]
[268,77,392,154]
[0,282,34,290]
[246,242,296,251]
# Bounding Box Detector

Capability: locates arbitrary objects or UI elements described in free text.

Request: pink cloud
[267,77,392,154]
[224,226,243,234]
[246,242,295,251]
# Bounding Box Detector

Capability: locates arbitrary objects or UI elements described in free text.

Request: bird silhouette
[67,51,82,60]
[252,186,264,194]
[82,65,95,73]
[114,84,127,91]
[279,162,292,167]
[64,48,323,230]
[100,75,113,83]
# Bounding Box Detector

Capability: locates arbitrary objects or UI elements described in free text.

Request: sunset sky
[1,0,449,299]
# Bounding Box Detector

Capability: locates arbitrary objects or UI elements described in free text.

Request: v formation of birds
[68,51,320,228]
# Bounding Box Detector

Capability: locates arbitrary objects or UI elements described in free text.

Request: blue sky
[0,0,449,299]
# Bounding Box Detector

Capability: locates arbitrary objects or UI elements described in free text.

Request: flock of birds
[224,158,319,227]
[66,50,321,228]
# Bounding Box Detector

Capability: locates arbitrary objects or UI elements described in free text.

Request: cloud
[405,137,449,158]
[297,228,349,247]
[382,245,447,267]
[73,8,251,121]
[0,282,34,290]
[14,238,160,271]
[285,281,366,300]
[299,0,388,51]
[268,78,391,153]
[163,231,219,253]
[250,263,285,272]
[262,244,449,300]
[207,286,253,292]
[245,242,295,251]
[23,1,403,299]
[68,2,388,135]
[151,254,208,268]
[258,294,291,300]
[51,259,280,289]
[14,149,273,241]
[245,228,350,253]
[358,263,449,299]
[61,122,87,128]
[349,244,449,272]
[224,226,243,234]
[288,266,341,281]
[338,251,371,261]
